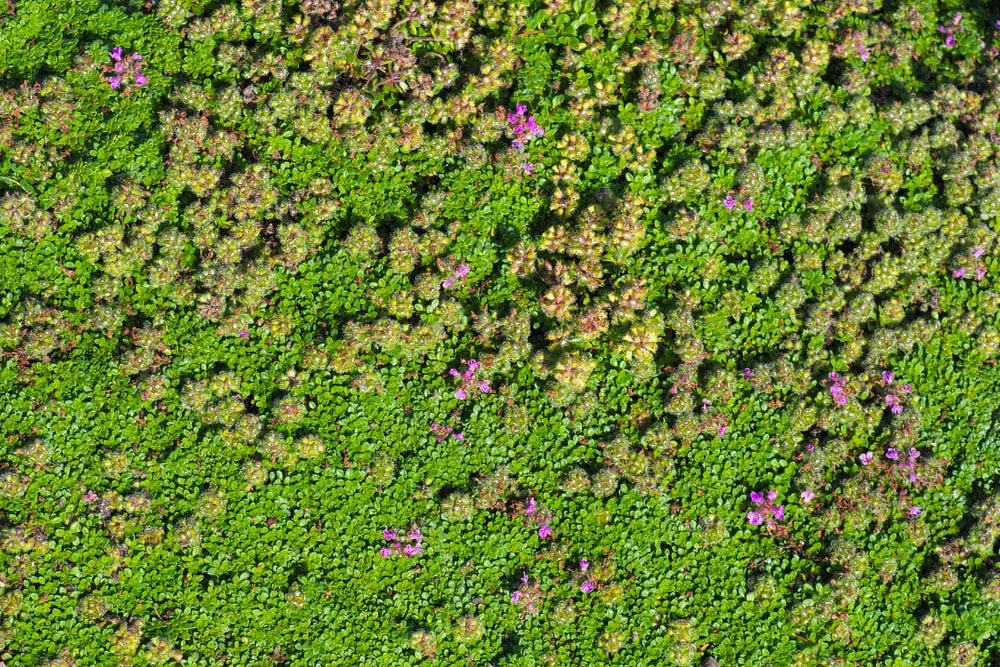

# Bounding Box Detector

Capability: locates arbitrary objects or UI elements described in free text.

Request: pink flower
[579,559,589,572]
[408,526,422,542]
[859,452,874,465]
[515,103,527,116]
[477,380,491,393]
[974,246,985,258]
[538,518,554,540]
[909,506,922,518]
[131,52,142,62]
[83,490,98,503]
[580,580,595,593]
[135,73,148,86]
[767,490,777,502]
[455,388,467,400]
[239,329,249,338]
[945,34,956,47]
[743,199,754,211]
[801,488,815,504]
[525,497,537,516]
[891,403,903,415]
[512,139,525,151]
[718,425,727,436]
[977,267,987,281]
[383,528,398,541]
[885,394,896,407]
[750,491,764,504]
[858,45,870,62]
[742,368,754,379]
[882,370,894,384]
[453,432,464,441]
[114,60,126,74]
[886,448,899,461]
[772,505,785,520]
[723,194,736,210]
[402,543,422,557]
[908,448,921,461]
[379,547,392,558]
[110,47,123,61]
[108,76,121,89]
[953,267,965,279]
[467,359,480,372]
[901,384,912,393]
[511,591,524,603]
[522,162,534,174]
[442,277,455,288]
[747,511,762,525]
[835,395,848,407]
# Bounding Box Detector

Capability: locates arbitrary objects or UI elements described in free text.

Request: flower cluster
[953,247,987,281]
[524,496,554,540]
[108,47,148,89]
[507,103,544,151]
[939,13,963,48]
[379,526,423,558]
[430,422,464,442]
[747,490,784,527]
[449,359,491,400]
[723,194,753,211]
[442,263,470,289]
[828,371,848,407]
[886,447,922,483]
[510,571,544,615]
[578,559,595,593]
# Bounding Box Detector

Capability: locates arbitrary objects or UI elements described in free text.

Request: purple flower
[859,452,874,466]
[945,34,956,47]
[511,591,524,603]
[455,388,467,400]
[402,543,422,557]
[977,267,987,281]
[522,162,535,174]
[538,521,554,540]
[886,448,899,461]
[835,395,848,407]
[885,394,896,407]
[383,528,397,541]
[882,370,894,384]
[511,139,524,151]
[772,505,785,520]
[750,491,764,504]
[908,449,920,461]
[801,488,815,504]
[974,246,985,258]
[511,122,526,135]
[442,277,455,289]
[718,425,727,437]
[453,432,464,441]
[110,47,123,61]
[858,45,870,62]
[114,60,126,74]
[239,329,249,339]
[908,506,922,518]
[579,559,589,572]
[83,490,98,503]
[515,103,527,116]
[525,497,537,516]
[135,73,148,86]
[742,368,754,379]
[131,52,142,62]
[743,199,754,211]
[747,511,763,525]
[477,380,491,393]
[108,76,121,89]
[902,384,912,393]
[468,359,480,372]
[454,264,470,279]
[723,194,736,210]
[448,369,460,378]
[891,404,903,415]
[954,267,965,279]
[580,580,595,593]
[408,526,422,542]
[767,490,777,502]
[379,547,393,557]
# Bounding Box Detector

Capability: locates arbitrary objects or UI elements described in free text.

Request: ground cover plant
[3,0,1000,664]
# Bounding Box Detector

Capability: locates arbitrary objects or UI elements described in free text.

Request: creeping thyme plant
[4,0,1000,664]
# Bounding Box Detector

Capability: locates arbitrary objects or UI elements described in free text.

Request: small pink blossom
[108,76,121,89]
[718,425,727,436]
[477,380,491,393]
[455,388,467,400]
[379,547,393,558]
[909,506,922,518]
[511,590,524,603]
[886,448,899,461]
[891,403,903,415]
[135,72,148,86]
[977,267,987,281]
[882,370,894,384]
[723,194,736,210]
[742,368,754,379]
[580,580,595,593]
[83,490,98,503]
[239,329,249,339]
[859,452,874,466]
[974,246,985,258]
[522,162,535,174]
[953,267,965,279]
[538,519,554,540]
[747,511,762,525]
[383,528,398,541]
[525,497,537,516]
[800,488,815,504]
[901,384,912,393]
[743,199,754,211]
[579,559,589,572]
[442,277,455,289]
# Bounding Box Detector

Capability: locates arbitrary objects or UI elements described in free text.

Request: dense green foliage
[3,0,1000,664]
